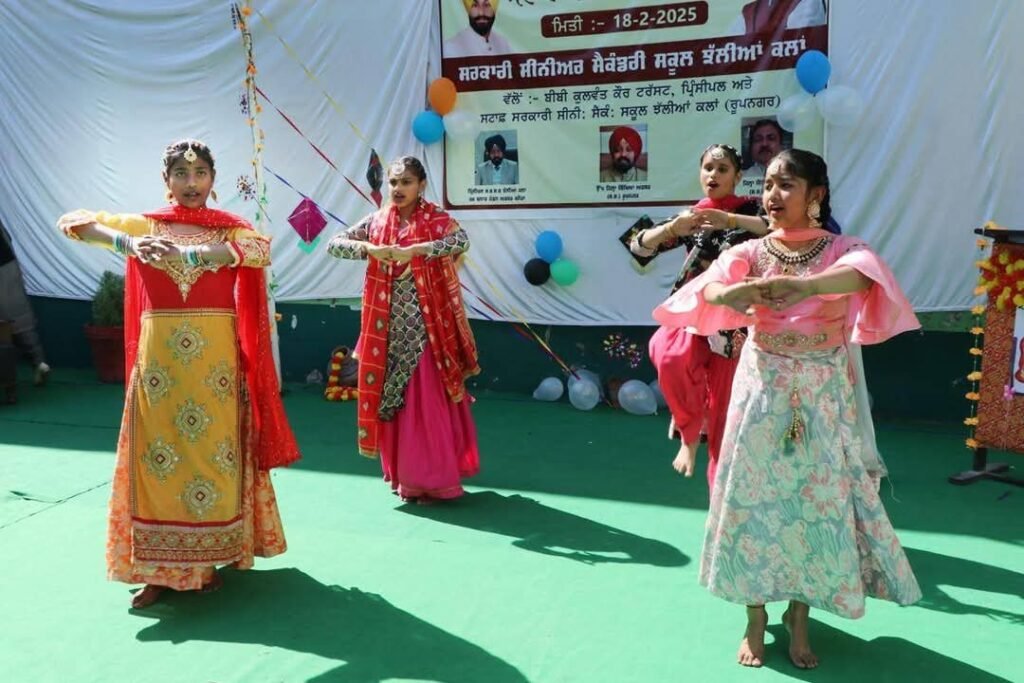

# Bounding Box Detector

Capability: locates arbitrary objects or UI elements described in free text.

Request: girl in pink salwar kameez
[655,150,921,669]
[326,156,480,502]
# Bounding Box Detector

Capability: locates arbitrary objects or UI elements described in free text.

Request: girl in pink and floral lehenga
[654,149,921,669]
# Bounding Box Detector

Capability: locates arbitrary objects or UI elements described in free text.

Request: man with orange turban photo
[600,125,648,183]
[444,0,511,58]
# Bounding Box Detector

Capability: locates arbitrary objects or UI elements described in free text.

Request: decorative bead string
[764,237,827,265]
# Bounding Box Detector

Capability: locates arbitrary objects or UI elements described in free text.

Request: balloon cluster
[523,231,580,287]
[532,369,660,416]
[602,334,643,369]
[412,77,484,145]
[778,50,865,132]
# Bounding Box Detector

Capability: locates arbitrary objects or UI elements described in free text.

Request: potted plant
[84,270,125,383]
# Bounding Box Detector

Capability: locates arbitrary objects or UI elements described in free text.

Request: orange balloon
[428,77,458,115]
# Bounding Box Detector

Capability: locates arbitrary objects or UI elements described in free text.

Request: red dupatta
[693,193,756,212]
[356,200,480,457]
[124,204,300,470]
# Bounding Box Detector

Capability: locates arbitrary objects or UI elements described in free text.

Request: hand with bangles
[365,243,428,264]
[757,275,816,310]
[711,279,767,315]
[130,235,175,264]
[663,211,699,238]
[689,207,732,231]
[56,211,173,264]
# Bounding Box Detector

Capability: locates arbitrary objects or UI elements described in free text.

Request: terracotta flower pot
[84,324,125,384]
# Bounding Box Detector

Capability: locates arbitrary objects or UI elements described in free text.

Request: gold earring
[211,189,218,202]
[165,190,174,202]
[807,201,821,229]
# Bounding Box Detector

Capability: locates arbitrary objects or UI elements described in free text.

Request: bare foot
[130,584,165,609]
[671,441,699,476]
[34,362,50,387]
[737,605,768,667]
[200,572,223,594]
[782,602,819,669]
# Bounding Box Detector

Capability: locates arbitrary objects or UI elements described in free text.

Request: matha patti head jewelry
[183,146,198,164]
[709,146,726,160]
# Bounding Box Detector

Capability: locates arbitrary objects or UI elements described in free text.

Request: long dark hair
[769,148,832,226]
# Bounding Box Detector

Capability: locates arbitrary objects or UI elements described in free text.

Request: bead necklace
[764,237,828,274]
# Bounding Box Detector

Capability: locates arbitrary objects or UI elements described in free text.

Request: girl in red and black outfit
[631,144,766,487]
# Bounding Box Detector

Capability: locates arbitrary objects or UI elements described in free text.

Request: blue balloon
[535,230,563,263]
[412,111,445,144]
[795,50,831,95]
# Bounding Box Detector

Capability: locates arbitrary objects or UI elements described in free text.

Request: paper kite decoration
[366,149,384,207]
[287,197,327,244]
[618,215,657,268]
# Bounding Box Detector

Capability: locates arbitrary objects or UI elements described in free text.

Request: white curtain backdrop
[1,0,1021,324]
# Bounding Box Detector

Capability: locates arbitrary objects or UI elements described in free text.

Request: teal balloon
[795,50,831,94]
[412,111,445,144]
[550,259,579,286]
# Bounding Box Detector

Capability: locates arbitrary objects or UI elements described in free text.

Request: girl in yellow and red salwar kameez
[57,139,300,608]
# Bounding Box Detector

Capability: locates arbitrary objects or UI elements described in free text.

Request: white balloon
[648,379,667,408]
[617,379,658,416]
[532,376,564,402]
[568,379,600,411]
[443,110,481,141]
[815,85,865,128]
[568,368,605,398]
[777,91,817,132]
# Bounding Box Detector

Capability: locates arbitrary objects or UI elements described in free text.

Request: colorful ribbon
[254,8,369,144]
[254,85,376,208]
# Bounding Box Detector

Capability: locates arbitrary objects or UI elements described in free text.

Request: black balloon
[523,258,551,285]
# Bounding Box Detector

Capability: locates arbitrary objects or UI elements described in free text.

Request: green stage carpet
[1,372,1020,682]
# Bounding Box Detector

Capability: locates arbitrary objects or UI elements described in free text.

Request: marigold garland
[975,237,1024,313]
[324,347,358,402]
[965,230,993,450]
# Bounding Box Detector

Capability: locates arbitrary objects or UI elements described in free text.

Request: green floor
[1,371,1021,683]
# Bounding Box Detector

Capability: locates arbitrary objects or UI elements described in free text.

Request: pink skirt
[379,343,479,500]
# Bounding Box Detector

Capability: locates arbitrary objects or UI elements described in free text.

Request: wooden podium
[950,226,1024,486]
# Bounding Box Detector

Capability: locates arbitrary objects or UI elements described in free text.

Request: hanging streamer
[253,8,369,144]
[231,2,270,228]
[253,85,376,208]
[459,280,578,380]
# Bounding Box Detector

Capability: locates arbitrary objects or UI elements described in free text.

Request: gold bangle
[727,213,737,229]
